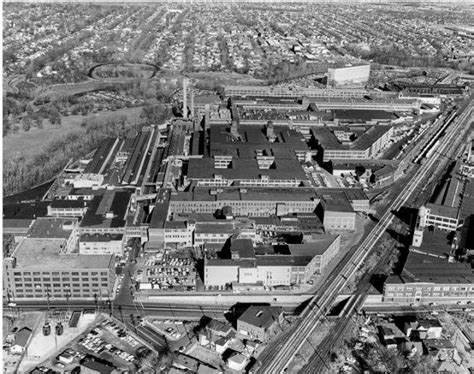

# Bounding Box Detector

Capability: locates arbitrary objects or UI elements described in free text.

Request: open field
[35,80,130,102]
[3,106,144,163]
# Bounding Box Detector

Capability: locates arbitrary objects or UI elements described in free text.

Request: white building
[164,221,194,247]
[327,65,371,87]
[79,233,124,255]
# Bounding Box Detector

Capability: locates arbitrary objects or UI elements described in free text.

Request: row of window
[387,286,473,292]
[15,282,109,289]
[13,271,107,276]
[15,290,102,298]
[15,277,107,282]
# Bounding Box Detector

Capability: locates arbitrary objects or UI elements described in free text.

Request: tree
[22,117,32,132]
[355,165,366,180]
[3,117,11,137]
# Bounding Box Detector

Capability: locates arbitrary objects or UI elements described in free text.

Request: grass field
[3,106,144,163]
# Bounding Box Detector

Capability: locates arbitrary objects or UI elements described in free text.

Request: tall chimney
[190,85,194,119]
[182,78,187,119]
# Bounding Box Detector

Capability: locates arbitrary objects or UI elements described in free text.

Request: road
[257,100,474,373]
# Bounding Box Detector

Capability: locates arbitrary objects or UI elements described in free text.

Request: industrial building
[168,187,320,218]
[224,85,369,99]
[204,235,340,290]
[28,217,80,254]
[303,97,420,112]
[79,233,125,255]
[79,189,132,235]
[383,253,474,304]
[327,64,371,87]
[319,193,357,232]
[312,125,394,162]
[3,237,116,300]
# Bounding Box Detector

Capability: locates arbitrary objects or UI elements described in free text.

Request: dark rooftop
[312,125,392,152]
[84,138,117,175]
[320,192,354,213]
[238,306,282,330]
[400,252,474,284]
[80,190,131,229]
[187,157,308,182]
[3,202,49,219]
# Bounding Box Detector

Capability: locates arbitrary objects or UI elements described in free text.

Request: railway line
[257,101,473,373]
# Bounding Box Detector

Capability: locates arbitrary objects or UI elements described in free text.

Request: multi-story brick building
[383,253,474,304]
[4,238,115,300]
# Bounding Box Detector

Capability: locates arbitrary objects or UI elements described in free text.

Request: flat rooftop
[195,223,234,234]
[187,157,308,181]
[411,229,454,258]
[80,233,123,242]
[401,252,474,284]
[426,203,459,220]
[332,109,396,122]
[172,187,319,203]
[316,188,369,202]
[289,235,339,257]
[209,123,308,158]
[312,125,392,152]
[321,192,354,213]
[28,217,77,239]
[11,238,113,270]
[80,190,131,229]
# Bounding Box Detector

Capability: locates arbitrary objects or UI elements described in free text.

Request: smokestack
[182,78,187,119]
[190,85,194,119]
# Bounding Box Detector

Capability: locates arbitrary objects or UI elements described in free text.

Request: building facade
[4,238,116,300]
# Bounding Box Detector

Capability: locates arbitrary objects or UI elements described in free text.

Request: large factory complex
[4,76,473,303]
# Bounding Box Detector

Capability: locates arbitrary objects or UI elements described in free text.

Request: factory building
[168,187,319,218]
[312,125,394,162]
[327,65,371,87]
[79,233,125,256]
[4,237,115,300]
[383,253,474,304]
[319,193,357,232]
[303,97,420,112]
[204,236,340,290]
[224,85,369,98]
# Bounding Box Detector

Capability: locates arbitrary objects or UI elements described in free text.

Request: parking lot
[135,250,197,292]
[29,315,148,373]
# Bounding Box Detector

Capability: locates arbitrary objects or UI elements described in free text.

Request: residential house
[227,352,248,372]
[237,306,283,342]
[10,327,32,355]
